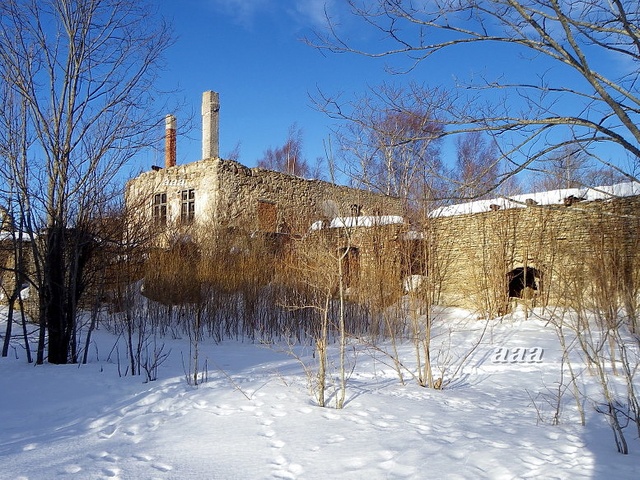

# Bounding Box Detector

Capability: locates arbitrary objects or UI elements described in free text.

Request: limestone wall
[214,160,404,233]
[126,158,219,231]
[127,159,640,315]
[430,196,640,312]
[126,158,404,237]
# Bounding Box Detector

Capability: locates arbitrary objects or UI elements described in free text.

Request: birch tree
[318,83,447,206]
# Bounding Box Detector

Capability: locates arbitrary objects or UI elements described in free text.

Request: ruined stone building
[125,91,406,305]
[126,91,404,242]
[126,91,640,315]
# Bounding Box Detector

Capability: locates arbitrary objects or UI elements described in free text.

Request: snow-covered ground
[1,306,638,479]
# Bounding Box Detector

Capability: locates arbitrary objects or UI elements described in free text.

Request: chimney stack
[165,114,177,168]
[202,91,220,159]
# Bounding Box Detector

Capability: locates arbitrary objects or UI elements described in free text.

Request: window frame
[180,188,195,224]
[152,192,167,226]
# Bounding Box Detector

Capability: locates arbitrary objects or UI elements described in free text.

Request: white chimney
[202,91,220,159]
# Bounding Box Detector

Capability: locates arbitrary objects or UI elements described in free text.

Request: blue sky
[128,1,633,185]
[132,0,371,172]
[133,0,480,177]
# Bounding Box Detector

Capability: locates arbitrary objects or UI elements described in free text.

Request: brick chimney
[165,114,177,168]
[202,91,220,159]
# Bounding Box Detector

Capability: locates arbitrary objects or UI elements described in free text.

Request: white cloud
[208,0,269,27]
[291,0,335,29]
[209,0,336,30]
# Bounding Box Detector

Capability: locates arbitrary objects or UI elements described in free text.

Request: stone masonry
[126,91,404,242]
[430,191,640,314]
[125,90,640,315]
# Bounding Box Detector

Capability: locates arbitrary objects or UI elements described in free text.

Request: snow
[310,215,405,230]
[431,181,640,217]
[1,306,639,479]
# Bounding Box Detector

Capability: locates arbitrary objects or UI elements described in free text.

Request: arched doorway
[507,266,542,299]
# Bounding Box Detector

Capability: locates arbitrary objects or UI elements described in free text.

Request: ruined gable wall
[126,158,220,234]
[431,196,640,312]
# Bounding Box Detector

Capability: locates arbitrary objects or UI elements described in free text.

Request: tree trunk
[1,294,16,357]
[44,227,69,364]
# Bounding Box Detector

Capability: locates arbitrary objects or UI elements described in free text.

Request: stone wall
[430,196,640,313]
[126,158,404,238]
[214,160,404,233]
[127,154,640,315]
[126,158,220,233]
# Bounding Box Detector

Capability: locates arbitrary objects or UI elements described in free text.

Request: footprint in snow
[374,420,393,429]
[344,457,367,470]
[271,439,286,449]
[421,442,443,454]
[193,400,208,409]
[377,450,395,461]
[124,425,140,437]
[98,424,117,439]
[325,434,345,444]
[546,431,560,440]
[322,411,340,420]
[60,464,82,474]
[446,449,467,460]
[270,405,287,417]
[146,418,161,430]
[152,462,173,472]
[520,454,546,466]
[88,451,109,460]
[482,439,510,449]
[271,456,304,480]
[558,444,579,454]
[101,466,120,478]
[133,453,154,462]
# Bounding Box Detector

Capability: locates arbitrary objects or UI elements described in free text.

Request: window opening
[257,200,278,232]
[152,192,167,226]
[181,189,195,224]
[340,247,360,288]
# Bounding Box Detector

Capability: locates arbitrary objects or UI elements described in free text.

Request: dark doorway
[507,267,542,298]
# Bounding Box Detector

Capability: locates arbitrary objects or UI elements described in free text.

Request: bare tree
[0,84,35,362]
[453,132,501,200]
[315,0,640,184]
[318,83,447,205]
[532,145,625,191]
[0,0,172,364]
[258,124,314,178]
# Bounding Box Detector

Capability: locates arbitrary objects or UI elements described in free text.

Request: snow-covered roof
[310,215,404,230]
[430,181,640,218]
